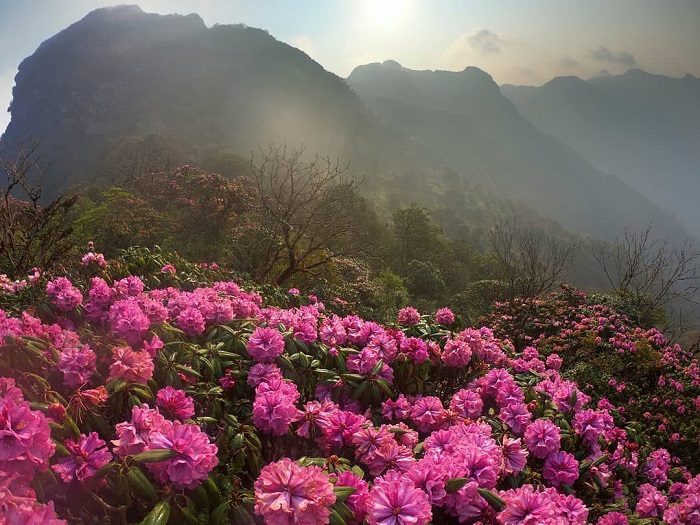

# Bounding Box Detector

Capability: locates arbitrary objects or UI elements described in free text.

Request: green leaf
[333,486,356,503]
[127,466,158,502]
[139,501,170,525]
[133,449,177,463]
[445,477,470,494]
[477,488,506,512]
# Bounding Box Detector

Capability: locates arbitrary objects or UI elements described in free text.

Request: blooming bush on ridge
[1,253,699,524]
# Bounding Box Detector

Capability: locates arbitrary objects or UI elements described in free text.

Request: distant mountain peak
[382,59,402,69]
[542,75,588,88]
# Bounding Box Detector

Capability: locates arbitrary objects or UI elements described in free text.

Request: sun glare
[363,0,412,28]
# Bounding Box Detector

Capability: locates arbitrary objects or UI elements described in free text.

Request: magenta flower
[543,451,579,487]
[107,346,154,385]
[146,421,218,489]
[58,344,96,388]
[367,473,432,525]
[109,298,150,344]
[156,386,195,421]
[252,386,300,436]
[450,388,483,420]
[247,326,285,363]
[254,458,336,525]
[501,436,528,475]
[112,404,170,456]
[411,396,447,433]
[435,307,455,325]
[381,395,412,422]
[335,470,370,525]
[51,432,112,483]
[499,402,532,435]
[247,363,283,387]
[636,483,668,518]
[0,381,55,478]
[397,307,421,326]
[498,484,557,524]
[524,418,561,459]
[596,511,629,524]
[442,338,472,368]
[176,307,206,337]
[46,277,83,312]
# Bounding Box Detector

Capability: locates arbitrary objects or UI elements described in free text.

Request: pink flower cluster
[254,458,337,525]
[113,404,218,489]
[46,277,83,312]
[0,378,61,523]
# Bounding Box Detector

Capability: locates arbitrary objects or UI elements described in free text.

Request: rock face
[1,6,693,244]
[3,5,369,197]
[347,62,690,242]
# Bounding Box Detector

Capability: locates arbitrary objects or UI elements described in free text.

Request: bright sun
[363,0,412,27]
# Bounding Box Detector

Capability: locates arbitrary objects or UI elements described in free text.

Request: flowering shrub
[486,285,700,470]
[1,256,699,523]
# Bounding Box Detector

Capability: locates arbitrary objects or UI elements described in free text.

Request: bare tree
[0,137,77,276]
[102,135,179,185]
[489,218,577,300]
[240,144,367,285]
[593,224,700,326]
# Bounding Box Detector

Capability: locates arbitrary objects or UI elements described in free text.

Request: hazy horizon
[2,0,700,135]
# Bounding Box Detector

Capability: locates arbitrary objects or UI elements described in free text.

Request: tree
[242,144,368,285]
[489,217,577,300]
[101,135,181,185]
[0,137,77,276]
[391,205,445,270]
[593,224,700,327]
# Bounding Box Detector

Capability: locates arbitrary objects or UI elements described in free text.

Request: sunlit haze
[1,0,699,135]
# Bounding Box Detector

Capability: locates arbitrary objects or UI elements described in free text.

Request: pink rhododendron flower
[107,346,154,385]
[334,470,370,525]
[367,472,432,525]
[247,326,285,363]
[254,458,336,525]
[0,379,55,478]
[109,298,150,344]
[596,511,629,524]
[177,307,206,337]
[52,432,112,483]
[58,344,96,388]
[524,418,561,459]
[543,451,579,487]
[156,386,195,421]
[498,484,557,524]
[411,396,447,433]
[397,306,420,326]
[46,277,83,312]
[146,421,218,489]
[252,382,300,436]
[113,404,170,456]
[435,307,455,325]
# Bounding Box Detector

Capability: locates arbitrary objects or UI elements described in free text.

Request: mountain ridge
[1,6,695,247]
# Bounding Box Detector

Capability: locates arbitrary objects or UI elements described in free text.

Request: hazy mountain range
[2,5,697,245]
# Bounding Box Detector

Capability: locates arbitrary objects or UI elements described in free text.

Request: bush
[1,256,699,524]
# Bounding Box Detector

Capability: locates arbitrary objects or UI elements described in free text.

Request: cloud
[557,56,580,69]
[467,29,504,54]
[589,46,637,67]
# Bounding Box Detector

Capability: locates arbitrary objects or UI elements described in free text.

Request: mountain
[347,61,691,243]
[1,6,692,247]
[0,5,576,246]
[501,70,700,235]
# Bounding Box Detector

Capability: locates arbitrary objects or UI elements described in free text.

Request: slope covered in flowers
[1,255,699,524]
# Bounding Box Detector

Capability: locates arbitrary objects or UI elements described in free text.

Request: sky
[1,0,700,135]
